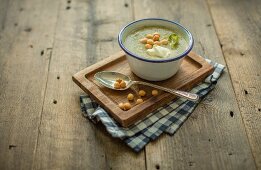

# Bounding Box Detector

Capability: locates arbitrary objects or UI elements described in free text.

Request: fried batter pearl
[136,98,143,104]
[120,81,126,88]
[146,34,153,39]
[153,34,160,41]
[114,82,121,89]
[116,78,122,83]
[139,90,146,96]
[145,44,152,49]
[118,102,125,110]
[124,102,132,110]
[140,38,148,44]
[152,89,159,96]
[161,39,168,45]
[127,93,134,101]
[147,39,154,45]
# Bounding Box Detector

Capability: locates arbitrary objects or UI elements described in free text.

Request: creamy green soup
[123,26,189,59]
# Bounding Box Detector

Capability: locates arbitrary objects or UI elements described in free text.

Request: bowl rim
[118,18,194,63]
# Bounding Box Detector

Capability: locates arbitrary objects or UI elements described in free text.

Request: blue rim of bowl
[118,18,194,63]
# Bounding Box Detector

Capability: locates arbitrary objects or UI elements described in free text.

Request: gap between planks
[32,0,61,167]
[32,47,53,167]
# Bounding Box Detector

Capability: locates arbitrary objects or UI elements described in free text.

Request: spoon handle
[133,81,199,102]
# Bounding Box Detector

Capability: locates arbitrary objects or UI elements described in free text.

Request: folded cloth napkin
[80,59,225,152]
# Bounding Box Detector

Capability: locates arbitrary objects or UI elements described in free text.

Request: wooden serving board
[73,51,214,127]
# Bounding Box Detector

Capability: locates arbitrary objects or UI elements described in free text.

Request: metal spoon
[94,71,199,102]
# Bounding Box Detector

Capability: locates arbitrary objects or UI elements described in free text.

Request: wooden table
[0,0,260,169]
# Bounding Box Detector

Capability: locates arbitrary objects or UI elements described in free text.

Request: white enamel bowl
[118,18,194,81]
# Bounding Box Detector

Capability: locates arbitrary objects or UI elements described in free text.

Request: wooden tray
[73,51,214,127]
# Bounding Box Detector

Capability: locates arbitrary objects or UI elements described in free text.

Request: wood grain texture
[133,0,256,169]
[0,0,60,169]
[207,0,261,168]
[33,0,145,169]
[73,51,214,127]
[0,0,259,169]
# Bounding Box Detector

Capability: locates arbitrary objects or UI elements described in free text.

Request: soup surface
[123,26,189,59]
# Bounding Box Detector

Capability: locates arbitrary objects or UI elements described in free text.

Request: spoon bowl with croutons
[94,71,199,102]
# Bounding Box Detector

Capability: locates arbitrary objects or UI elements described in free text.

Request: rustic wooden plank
[133,0,256,169]
[0,0,60,169]
[33,0,145,169]
[207,0,261,168]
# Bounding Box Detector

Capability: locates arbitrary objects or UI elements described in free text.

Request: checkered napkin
[80,59,225,152]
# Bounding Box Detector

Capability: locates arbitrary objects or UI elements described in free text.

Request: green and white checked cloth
[80,59,225,152]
